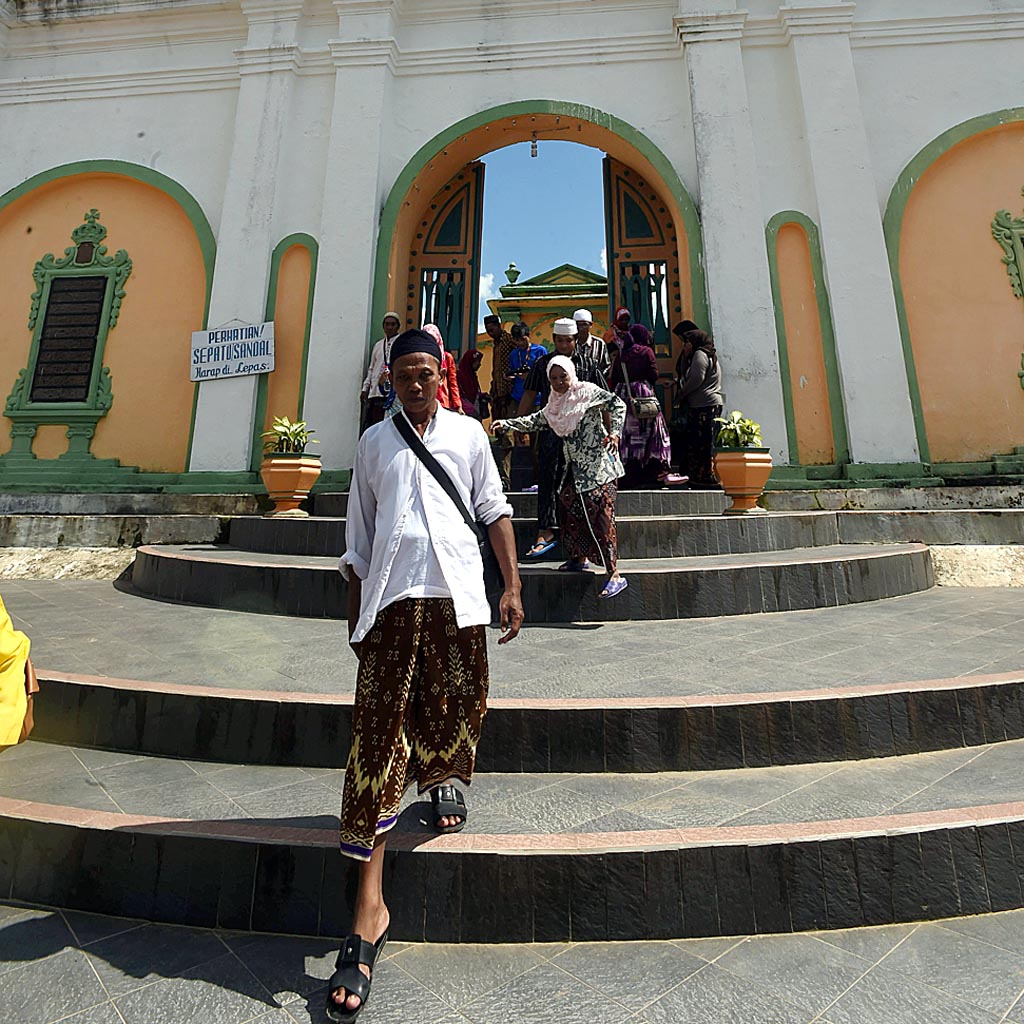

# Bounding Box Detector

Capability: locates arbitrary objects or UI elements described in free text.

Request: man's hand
[498,587,524,644]
[604,433,620,451]
[487,516,523,643]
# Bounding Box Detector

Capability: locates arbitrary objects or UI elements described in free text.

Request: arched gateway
[374,101,708,381]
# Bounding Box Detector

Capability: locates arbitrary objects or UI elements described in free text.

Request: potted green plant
[712,411,773,514]
[259,415,321,517]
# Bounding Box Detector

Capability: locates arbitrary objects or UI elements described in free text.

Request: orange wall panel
[900,122,1024,463]
[0,173,207,471]
[776,224,835,465]
[264,244,312,433]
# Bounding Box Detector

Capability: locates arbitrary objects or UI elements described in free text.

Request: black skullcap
[389,328,442,365]
[483,314,500,325]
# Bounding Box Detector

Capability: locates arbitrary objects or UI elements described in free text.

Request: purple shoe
[599,577,629,599]
[557,559,591,572]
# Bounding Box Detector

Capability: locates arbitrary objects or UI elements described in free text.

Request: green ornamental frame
[3,209,132,463]
[991,190,1024,392]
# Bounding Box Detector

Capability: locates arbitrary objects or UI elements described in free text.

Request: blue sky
[477,141,606,328]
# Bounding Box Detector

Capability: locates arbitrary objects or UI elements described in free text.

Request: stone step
[0,514,228,548]
[227,511,841,560]
[3,737,1024,940]
[32,666,1024,772]
[0,493,262,516]
[311,489,729,519]
[129,542,934,623]
[226,508,1024,562]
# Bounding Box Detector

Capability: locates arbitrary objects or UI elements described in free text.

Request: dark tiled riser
[838,509,1024,546]
[2,816,1023,941]
[228,513,841,560]
[312,491,730,519]
[31,677,1024,771]
[130,547,933,622]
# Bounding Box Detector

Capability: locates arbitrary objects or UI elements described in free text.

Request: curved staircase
[2,492,1024,942]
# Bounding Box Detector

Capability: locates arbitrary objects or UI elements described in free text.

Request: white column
[0,4,12,60]
[780,1,921,466]
[302,1,396,472]
[188,0,302,472]
[675,2,790,465]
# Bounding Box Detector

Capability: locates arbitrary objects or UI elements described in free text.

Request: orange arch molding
[0,160,216,468]
[884,107,1024,465]
[372,101,706,334]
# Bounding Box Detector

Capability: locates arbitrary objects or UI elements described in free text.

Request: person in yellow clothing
[0,595,35,747]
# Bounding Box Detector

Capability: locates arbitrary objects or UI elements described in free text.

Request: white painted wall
[1,0,1022,471]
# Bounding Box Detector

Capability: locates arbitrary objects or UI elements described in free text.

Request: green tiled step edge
[0,470,351,494]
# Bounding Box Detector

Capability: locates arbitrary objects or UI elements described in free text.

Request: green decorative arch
[884,107,1024,467]
[371,100,707,334]
[766,211,849,468]
[0,159,218,469]
[249,232,320,472]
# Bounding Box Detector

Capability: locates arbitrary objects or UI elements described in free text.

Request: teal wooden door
[405,161,485,356]
[602,156,682,362]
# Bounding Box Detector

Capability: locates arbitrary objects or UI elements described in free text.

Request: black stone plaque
[30,275,108,402]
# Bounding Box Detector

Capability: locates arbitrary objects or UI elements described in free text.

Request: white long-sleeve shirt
[361,335,395,399]
[340,407,514,643]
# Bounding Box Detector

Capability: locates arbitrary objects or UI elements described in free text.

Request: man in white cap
[360,311,402,434]
[573,308,610,379]
[518,317,608,559]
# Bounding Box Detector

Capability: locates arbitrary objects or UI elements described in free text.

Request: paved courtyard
[3,900,1024,1024]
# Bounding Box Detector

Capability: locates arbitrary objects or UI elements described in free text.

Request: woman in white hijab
[492,356,629,598]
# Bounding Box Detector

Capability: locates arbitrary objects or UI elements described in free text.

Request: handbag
[393,413,505,598]
[620,357,662,420]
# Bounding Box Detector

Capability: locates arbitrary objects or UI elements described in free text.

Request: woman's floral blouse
[500,390,627,493]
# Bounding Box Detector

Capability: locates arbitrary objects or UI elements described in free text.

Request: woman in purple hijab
[608,323,672,487]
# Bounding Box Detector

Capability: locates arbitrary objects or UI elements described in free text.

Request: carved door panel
[405,161,485,356]
[603,156,683,374]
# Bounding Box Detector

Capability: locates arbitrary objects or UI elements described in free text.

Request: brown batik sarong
[339,597,489,861]
[558,476,618,575]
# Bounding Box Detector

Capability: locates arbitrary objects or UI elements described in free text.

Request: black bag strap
[393,413,484,542]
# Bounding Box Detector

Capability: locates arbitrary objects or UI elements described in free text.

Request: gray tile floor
[4,901,1024,1024]
[3,736,1020,835]
[4,581,1024,700]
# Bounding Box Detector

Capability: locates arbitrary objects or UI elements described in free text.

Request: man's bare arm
[487,516,524,644]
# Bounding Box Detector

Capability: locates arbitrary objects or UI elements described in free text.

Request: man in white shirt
[573,308,610,378]
[329,328,522,1022]
[359,311,402,434]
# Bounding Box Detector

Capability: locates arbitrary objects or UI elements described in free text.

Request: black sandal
[325,930,388,1023]
[431,784,467,834]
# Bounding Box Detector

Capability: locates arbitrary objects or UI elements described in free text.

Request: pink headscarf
[543,355,606,437]
[422,323,446,354]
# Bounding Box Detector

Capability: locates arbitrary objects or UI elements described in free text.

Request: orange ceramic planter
[260,454,322,517]
[712,448,773,515]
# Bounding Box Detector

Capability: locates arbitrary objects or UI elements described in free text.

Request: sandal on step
[325,930,388,1023]
[599,577,629,599]
[431,783,467,834]
[557,559,591,572]
[524,539,557,559]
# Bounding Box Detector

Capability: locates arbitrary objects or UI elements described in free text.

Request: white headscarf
[543,355,605,437]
